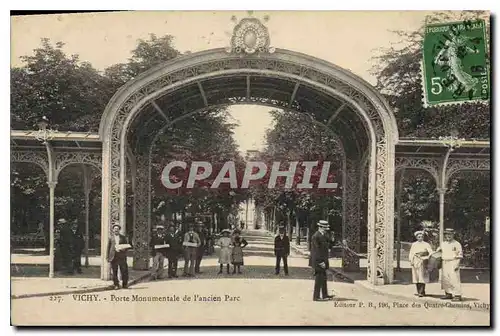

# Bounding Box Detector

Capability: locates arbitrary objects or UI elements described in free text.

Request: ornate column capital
[436,187,447,195]
[47,181,58,189]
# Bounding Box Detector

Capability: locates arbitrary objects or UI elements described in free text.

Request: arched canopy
[99,48,399,161]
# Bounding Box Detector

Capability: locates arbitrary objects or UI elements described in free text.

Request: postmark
[421,19,489,107]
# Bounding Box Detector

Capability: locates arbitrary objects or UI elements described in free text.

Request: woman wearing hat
[231,229,248,274]
[436,228,463,301]
[409,230,433,297]
[217,229,232,274]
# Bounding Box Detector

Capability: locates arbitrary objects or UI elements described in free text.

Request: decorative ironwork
[395,157,440,184]
[227,17,275,55]
[54,151,102,179]
[342,159,361,271]
[446,158,490,183]
[133,154,150,270]
[11,151,49,177]
[102,50,397,284]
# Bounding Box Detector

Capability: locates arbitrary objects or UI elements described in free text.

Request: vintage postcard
[10,10,491,326]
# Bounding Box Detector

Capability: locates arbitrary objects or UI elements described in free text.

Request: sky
[11,11,439,153]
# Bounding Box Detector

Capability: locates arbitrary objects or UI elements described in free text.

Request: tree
[149,108,248,226]
[11,39,115,131]
[104,34,181,89]
[249,109,343,237]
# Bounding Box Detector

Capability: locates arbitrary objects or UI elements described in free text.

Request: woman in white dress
[409,230,433,297]
[217,229,232,275]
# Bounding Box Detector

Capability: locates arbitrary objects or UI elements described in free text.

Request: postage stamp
[9,11,490,327]
[421,19,490,107]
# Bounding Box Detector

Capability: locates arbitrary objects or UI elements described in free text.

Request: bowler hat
[112,223,121,230]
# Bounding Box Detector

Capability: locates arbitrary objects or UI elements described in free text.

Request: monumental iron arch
[10,17,490,285]
[99,18,399,285]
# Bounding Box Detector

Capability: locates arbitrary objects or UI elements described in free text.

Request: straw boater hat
[444,228,455,235]
[221,229,231,235]
[57,218,67,224]
[317,220,330,230]
[414,230,424,238]
[156,225,165,230]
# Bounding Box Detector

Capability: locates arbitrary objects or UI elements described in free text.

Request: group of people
[149,221,210,280]
[105,216,465,302]
[55,218,85,275]
[409,227,464,301]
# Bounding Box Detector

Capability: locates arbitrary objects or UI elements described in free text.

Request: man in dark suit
[165,224,181,278]
[70,220,85,274]
[107,223,130,289]
[310,220,334,301]
[57,218,74,274]
[194,221,207,274]
[274,226,290,275]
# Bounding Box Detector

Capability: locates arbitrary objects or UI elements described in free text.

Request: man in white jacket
[437,228,463,301]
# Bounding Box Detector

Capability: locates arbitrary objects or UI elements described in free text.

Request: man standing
[195,221,207,274]
[106,223,130,289]
[274,226,290,275]
[149,225,168,280]
[438,228,463,301]
[165,224,180,278]
[57,218,73,274]
[310,220,334,301]
[70,220,85,274]
[182,224,201,277]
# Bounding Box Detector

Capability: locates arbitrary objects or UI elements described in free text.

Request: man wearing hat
[149,225,168,280]
[409,230,433,297]
[106,223,130,289]
[70,219,85,274]
[437,228,463,301]
[310,220,334,301]
[194,221,207,274]
[274,226,290,275]
[165,224,181,278]
[182,223,201,277]
[57,218,73,274]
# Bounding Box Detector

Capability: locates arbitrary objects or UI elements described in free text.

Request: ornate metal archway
[99,17,399,285]
[10,17,491,286]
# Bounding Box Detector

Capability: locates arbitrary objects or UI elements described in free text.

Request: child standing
[217,229,232,274]
[231,229,248,274]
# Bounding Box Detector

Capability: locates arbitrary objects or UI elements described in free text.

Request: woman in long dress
[231,229,248,274]
[217,229,232,275]
[409,230,433,297]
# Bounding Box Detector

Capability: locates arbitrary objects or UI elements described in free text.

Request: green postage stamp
[422,19,489,107]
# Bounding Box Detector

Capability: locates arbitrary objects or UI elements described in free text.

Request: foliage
[11,34,241,236]
[249,109,343,233]
[150,108,248,222]
[11,39,116,132]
